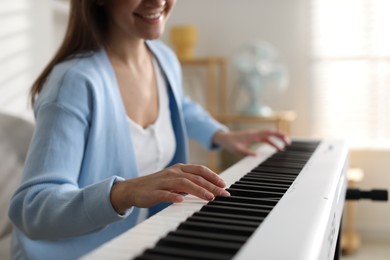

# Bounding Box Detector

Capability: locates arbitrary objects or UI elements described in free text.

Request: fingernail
[217,179,226,187]
[175,195,184,203]
[205,192,214,200]
[221,190,230,196]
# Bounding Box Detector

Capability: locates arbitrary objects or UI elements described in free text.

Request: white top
[128,58,176,222]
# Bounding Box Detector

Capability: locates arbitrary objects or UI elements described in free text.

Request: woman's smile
[134,11,164,23]
[134,0,167,24]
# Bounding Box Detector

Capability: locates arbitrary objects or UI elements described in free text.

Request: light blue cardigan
[8,40,226,260]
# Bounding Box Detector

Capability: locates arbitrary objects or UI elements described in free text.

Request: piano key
[287,140,320,149]
[230,183,288,193]
[240,175,294,185]
[185,214,259,227]
[155,235,242,254]
[251,166,301,175]
[177,220,257,236]
[135,252,193,260]
[237,179,291,188]
[268,155,312,164]
[207,200,274,211]
[264,156,309,163]
[271,150,313,158]
[192,210,265,223]
[246,172,297,180]
[138,246,233,260]
[226,188,284,198]
[213,195,278,207]
[260,160,306,169]
[200,204,271,217]
[168,229,249,243]
[284,147,317,153]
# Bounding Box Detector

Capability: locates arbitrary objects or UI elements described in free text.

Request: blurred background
[0,0,389,258]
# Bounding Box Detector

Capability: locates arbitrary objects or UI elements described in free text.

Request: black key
[260,160,306,170]
[213,195,278,207]
[201,203,271,217]
[168,229,248,243]
[226,188,284,199]
[207,200,274,211]
[186,214,260,228]
[251,166,301,175]
[237,180,291,188]
[177,220,256,236]
[156,235,242,254]
[288,141,320,150]
[230,183,288,193]
[246,172,297,180]
[240,176,293,185]
[271,151,313,159]
[140,246,232,260]
[193,211,265,223]
[134,252,192,260]
[264,157,309,165]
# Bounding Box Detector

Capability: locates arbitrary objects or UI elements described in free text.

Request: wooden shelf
[179,56,296,171]
[179,57,227,117]
[217,111,296,121]
[217,111,296,135]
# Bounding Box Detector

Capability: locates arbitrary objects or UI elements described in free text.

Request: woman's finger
[164,177,217,201]
[179,171,231,197]
[179,164,226,188]
[263,137,285,151]
[152,190,185,204]
[268,131,291,146]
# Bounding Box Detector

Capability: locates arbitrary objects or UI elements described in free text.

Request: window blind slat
[311,0,390,148]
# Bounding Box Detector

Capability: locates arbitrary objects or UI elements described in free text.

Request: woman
[8,0,289,259]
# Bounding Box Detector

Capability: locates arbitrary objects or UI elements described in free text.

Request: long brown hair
[30,0,108,106]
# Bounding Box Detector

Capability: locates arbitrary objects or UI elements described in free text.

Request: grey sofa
[0,112,34,259]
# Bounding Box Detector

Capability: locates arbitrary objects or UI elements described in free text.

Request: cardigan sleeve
[8,67,132,240]
[182,96,228,150]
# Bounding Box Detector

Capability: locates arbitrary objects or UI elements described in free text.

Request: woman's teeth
[140,12,162,19]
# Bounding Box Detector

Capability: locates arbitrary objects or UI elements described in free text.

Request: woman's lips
[135,11,164,23]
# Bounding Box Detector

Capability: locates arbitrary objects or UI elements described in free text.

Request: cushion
[0,112,34,259]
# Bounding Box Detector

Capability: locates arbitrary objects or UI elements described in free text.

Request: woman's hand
[110,164,230,214]
[213,129,291,156]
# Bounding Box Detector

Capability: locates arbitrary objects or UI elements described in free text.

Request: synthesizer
[82,139,349,260]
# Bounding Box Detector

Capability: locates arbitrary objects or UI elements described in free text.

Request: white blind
[311,0,390,148]
[0,0,34,120]
[0,0,54,122]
